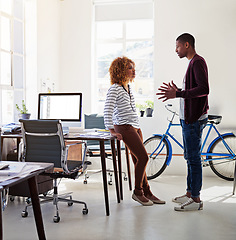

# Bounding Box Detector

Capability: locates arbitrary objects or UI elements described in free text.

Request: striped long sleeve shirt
[104,83,140,129]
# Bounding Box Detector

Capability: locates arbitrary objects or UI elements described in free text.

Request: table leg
[99,141,110,216]
[117,140,123,200]
[110,139,120,203]
[0,189,3,240]
[16,138,21,160]
[233,162,236,195]
[125,146,132,191]
[1,138,3,161]
[28,176,46,240]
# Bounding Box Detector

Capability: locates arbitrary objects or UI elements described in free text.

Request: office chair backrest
[84,114,109,146]
[19,119,65,168]
[84,114,105,129]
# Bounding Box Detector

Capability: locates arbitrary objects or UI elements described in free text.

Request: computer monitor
[38,93,82,133]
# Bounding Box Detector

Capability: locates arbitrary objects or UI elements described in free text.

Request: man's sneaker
[172,194,190,204]
[174,199,203,211]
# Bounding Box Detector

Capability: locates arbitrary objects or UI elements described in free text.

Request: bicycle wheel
[144,135,169,180]
[208,134,236,181]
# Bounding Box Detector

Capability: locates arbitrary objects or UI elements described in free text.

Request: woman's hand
[109,129,123,140]
[111,132,123,140]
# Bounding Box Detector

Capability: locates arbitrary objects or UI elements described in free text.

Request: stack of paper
[0,162,26,176]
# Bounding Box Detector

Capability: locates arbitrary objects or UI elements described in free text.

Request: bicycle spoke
[209,135,236,181]
[144,136,169,180]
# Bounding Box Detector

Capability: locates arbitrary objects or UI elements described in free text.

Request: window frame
[93,19,154,113]
[0,0,25,124]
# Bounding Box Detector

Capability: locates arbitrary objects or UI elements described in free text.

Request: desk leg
[0,191,3,240]
[1,138,3,161]
[117,140,123,200]
[233,162,236,195]
[110,139,120,203]
[16,138,21,160]
[99,141,110,216]
[125,146,132,191]
[28,176,46,240]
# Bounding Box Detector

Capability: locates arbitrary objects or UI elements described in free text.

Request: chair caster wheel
[53,216,60,223]
[124,176,128,181]
[108,181,112,185]
[10,196,15,202]
[83,180,87,184]
[26,198,31,204]
[21,211,28,218]
[82,208,88,215]
[68,202,73,206]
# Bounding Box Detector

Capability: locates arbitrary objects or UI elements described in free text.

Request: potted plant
[16,100,31,120]
[145,100,154,117]
[135,103,146,117]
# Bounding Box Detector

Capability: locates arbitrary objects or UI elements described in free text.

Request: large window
[94,1,154,113]
[0,0,25,124]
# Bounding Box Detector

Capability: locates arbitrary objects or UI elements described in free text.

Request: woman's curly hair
[109,56,135,85]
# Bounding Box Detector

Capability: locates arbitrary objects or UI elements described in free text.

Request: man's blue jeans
[180,118,207,198]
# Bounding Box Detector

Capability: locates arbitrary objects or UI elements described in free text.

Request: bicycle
[144,104,236,181]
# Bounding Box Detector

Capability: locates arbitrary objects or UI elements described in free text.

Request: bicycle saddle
[208,115,222,124]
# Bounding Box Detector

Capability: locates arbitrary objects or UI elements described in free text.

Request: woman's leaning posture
[104,57,165,206]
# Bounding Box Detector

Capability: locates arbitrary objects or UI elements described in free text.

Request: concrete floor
[3,156,236,240]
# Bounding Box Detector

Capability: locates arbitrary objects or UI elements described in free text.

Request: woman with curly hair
[104,56,165,206]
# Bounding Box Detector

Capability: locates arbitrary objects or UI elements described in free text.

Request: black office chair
[16,119,88,223]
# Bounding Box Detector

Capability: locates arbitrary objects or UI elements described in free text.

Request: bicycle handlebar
[165,104,179,116]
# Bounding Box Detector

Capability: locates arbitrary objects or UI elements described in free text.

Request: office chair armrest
[43,169,79,180]
[62,141,87,176]
[65,141,86,165]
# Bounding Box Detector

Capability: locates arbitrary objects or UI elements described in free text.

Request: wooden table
[0,161,53,240]
[1,132,124,216]
[65,132,122,216]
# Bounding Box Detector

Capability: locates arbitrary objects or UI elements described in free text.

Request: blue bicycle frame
[152,121,235,167]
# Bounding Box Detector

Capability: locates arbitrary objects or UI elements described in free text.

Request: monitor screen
[38,93,82,131]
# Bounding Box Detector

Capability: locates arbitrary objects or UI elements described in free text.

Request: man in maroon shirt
[157,33,209,211]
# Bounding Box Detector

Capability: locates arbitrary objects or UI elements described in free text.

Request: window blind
[94,0,153,21]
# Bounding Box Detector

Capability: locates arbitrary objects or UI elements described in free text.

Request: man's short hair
[176,33,195,48]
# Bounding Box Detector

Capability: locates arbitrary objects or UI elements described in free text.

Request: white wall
[56,0,236,127]
[37,0,60,93]
[59,0,93,116]
[25,0,37,118]
[151,0,236,176]
[153,0,236,129]
[27,0,61,119]
[34,0,236,176]
[25,0,61,118]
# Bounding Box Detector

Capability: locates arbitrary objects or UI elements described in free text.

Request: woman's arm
[104,85,122,140]
[104,86,116,128]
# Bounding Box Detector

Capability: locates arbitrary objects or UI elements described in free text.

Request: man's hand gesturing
[156,80,178,102]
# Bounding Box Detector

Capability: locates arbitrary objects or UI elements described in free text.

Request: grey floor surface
[2,156,236,240]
